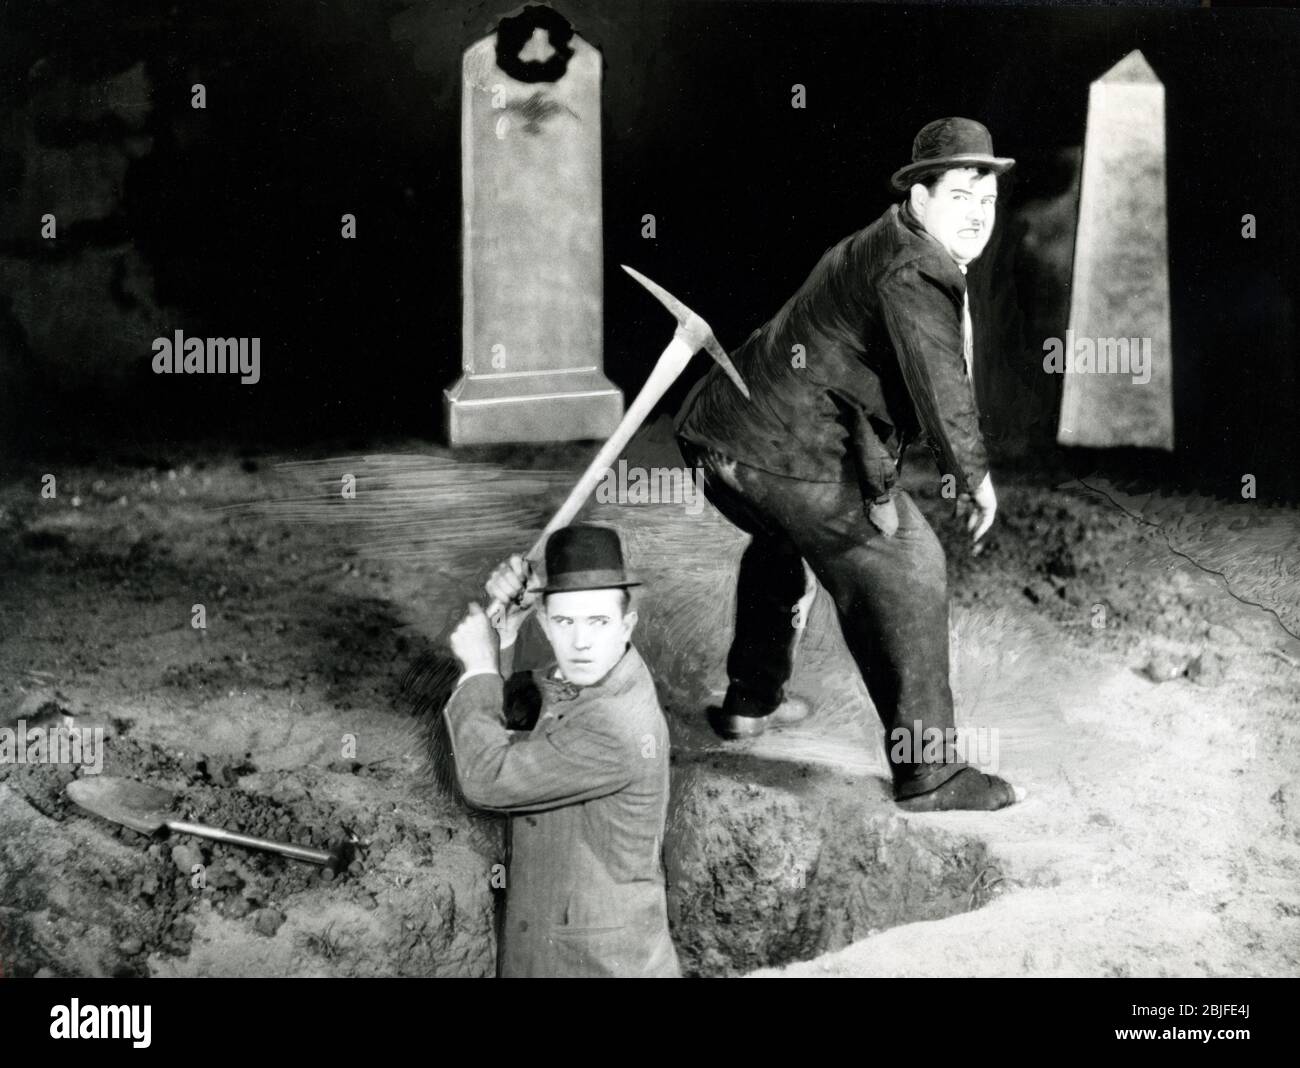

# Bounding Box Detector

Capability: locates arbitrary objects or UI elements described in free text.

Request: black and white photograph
[0,0,1296,1021]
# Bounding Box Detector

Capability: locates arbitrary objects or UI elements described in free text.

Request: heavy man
[676,118,1021,811]
[446,524,679,977]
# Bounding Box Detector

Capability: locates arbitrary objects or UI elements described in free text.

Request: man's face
[912,168,999,266]
[538,588,637,687]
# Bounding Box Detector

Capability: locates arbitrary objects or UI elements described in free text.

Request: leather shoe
[895,766,1023,811]
[708,696,814,740]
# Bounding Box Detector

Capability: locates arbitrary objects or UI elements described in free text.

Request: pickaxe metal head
[621,265,750,399]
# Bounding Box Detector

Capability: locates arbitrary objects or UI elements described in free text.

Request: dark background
[1,0,1297,498]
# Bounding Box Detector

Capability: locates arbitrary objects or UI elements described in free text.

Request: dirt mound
[0,724,501,977]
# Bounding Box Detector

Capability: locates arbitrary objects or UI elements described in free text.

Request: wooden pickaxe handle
[482,267,749,626]
[485,332,704,624]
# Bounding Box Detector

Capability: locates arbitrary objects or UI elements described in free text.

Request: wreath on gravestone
[495,4,575,83]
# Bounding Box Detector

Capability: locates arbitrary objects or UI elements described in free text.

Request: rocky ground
[1,429,1297,977]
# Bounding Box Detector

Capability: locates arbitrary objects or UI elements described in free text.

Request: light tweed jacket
[443,644,679,978]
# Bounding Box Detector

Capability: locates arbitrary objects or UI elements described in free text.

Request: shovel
[67,776,339,868]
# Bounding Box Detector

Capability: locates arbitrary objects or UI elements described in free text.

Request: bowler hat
[890,117,1015,193]
[539,524,641,594]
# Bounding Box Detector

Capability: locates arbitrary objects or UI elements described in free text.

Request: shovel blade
[67,776,174,836]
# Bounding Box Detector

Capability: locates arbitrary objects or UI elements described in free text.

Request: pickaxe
[484,265,749,621]
[404,268,748,787]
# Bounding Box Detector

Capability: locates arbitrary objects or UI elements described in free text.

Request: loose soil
[1,434,1297,976]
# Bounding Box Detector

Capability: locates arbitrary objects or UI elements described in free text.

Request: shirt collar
[542,644,642,701]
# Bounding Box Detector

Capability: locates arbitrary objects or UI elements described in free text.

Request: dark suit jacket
[443,645,679,978]
[676,201,989,498]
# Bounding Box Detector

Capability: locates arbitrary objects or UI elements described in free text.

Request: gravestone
[1057,50,1174,450]
[444,6,622,445]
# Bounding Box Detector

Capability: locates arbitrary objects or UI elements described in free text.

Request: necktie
[960,267,974,381]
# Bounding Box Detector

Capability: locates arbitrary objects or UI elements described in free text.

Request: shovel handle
[167,820,336,867]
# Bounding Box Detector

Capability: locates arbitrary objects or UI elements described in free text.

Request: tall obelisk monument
[1058,50,1174,450]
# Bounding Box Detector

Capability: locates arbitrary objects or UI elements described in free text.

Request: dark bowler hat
[539,524,641,594]
[890,117,1015,193]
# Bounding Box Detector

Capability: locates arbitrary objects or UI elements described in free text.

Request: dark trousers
[678,438,965,798]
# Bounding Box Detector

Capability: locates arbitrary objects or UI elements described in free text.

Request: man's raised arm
[444,602,633,813]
